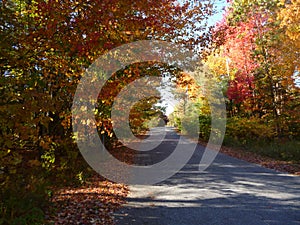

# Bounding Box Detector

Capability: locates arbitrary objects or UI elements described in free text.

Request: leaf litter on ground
[45,139,299,225]
[45,175,128,225]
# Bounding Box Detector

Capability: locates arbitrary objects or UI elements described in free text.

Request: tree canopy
[0,1,215,223]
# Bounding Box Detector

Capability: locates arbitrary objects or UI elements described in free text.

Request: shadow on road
[114,127,300,225]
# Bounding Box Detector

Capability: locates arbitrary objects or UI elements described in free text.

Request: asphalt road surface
[114,127,300,225]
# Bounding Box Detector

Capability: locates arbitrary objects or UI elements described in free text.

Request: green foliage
[0,171,48,225]
[181,115,198,136]
[223,117,300,162]
[224,117,276,144]
[246,140,300,162]
[198,115,212,141]
[0,193,45,225]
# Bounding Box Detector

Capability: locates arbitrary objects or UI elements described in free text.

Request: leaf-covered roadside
[198,139,300,175]
[219,145,300,175]
[45,176,128,225]
[43,143,136,225]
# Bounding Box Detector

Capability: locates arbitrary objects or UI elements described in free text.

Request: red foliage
[213,12,270,103]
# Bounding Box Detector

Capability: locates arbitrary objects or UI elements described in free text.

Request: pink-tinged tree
[211,0,300,137]
[212,12,262,114]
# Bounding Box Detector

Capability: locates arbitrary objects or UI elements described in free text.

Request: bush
[224,117,276,146]
[0,175,48,225]
[198,115,211,141]
[223,117,300,162]
[181,114,197,135]
[245,140,300,162]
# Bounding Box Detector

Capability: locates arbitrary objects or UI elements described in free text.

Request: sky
[208,0,228,25]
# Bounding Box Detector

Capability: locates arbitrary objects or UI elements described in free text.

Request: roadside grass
[246,140,300,162]
[223,137,300,163]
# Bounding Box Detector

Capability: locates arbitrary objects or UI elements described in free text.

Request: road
[114,127,300,225]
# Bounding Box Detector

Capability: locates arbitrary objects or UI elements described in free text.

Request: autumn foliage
[0,0,215,223]
[169,0,299,166]
[204,0,300,155]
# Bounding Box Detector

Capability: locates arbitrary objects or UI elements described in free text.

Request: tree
[0,0,216,222]
[209,0,300,137]
[278,0,300,48]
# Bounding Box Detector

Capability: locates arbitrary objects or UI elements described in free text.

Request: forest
[170,0,300,162]
[0,0,299,224]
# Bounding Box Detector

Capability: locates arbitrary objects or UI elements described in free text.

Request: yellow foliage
[278,0,300,49]
[205,53,230,80]
[176,72,206,100]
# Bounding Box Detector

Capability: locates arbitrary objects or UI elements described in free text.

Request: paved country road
[114,127,300,225]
